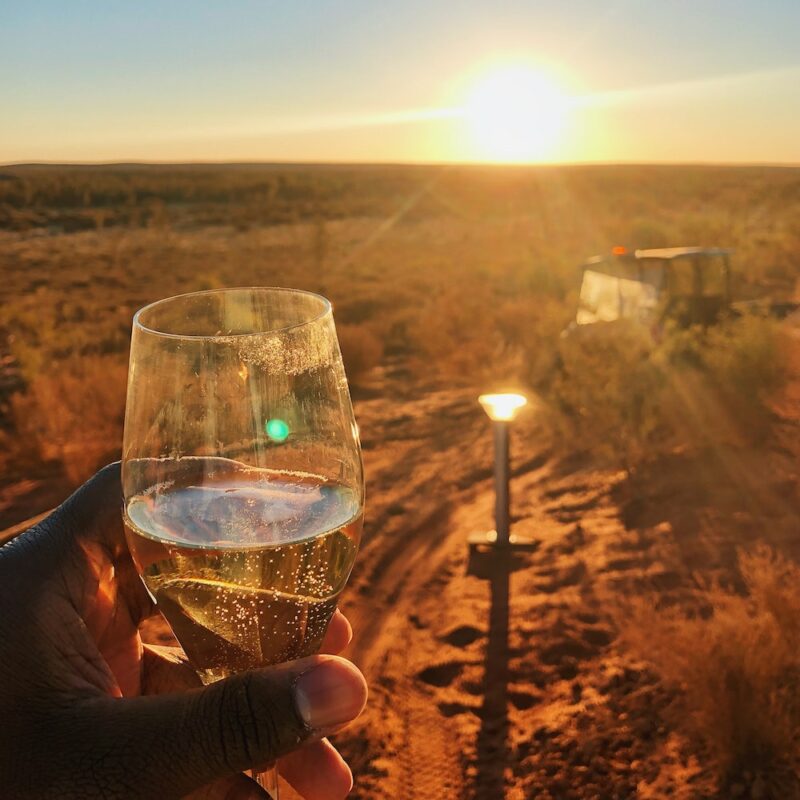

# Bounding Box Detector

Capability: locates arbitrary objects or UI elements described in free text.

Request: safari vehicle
[575,246,733,329]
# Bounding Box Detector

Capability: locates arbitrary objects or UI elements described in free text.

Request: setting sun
[462,65,571,163]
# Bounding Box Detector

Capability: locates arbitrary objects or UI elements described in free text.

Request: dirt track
[337,377,635,800]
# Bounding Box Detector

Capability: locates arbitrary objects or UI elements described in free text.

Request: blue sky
[1,0,799,163]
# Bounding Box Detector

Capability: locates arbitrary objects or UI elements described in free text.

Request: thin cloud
[170,64,800,142]
[573,64,800,108]
[155,107,462,142]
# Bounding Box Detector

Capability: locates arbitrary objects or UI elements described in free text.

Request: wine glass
[121,287,364,798]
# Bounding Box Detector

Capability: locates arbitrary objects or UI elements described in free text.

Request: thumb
[52,655,366,799]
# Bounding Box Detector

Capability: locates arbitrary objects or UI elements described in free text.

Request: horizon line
[3,159,800,170]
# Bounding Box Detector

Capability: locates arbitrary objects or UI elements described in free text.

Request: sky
[1,0,799,165]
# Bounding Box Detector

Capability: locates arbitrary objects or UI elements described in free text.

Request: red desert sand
[134,320,800,799]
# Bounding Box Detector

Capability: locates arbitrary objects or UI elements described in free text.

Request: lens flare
[265,418,290,442]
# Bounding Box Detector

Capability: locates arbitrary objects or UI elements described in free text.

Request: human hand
[0,464,367,799]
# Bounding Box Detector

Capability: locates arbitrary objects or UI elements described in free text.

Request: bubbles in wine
[124,460,361,683]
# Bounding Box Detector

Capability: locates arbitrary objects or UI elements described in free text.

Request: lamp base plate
[468,529,539,553]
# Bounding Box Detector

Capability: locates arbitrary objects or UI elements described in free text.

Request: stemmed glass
[121,288,364,798]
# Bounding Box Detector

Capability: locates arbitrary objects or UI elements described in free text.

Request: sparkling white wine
[124,460,362,684]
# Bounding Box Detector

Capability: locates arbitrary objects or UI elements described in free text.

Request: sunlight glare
[463,66,570,162]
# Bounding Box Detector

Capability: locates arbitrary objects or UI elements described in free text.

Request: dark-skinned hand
[0,463,367,799]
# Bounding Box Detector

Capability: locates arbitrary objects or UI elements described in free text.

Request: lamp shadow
[467,548,528,799]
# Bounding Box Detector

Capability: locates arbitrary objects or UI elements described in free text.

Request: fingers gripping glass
[122,288,364,798]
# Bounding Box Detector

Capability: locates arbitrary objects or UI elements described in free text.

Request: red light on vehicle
[612,245,627,256]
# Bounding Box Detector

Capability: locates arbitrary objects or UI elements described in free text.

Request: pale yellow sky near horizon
[4,65,799,166]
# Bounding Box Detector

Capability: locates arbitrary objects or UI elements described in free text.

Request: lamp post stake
[493,420,510,545]
[470,392,537,553]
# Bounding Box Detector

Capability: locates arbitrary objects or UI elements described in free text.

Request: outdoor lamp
[479,393,527,422]
[469,392,537,552]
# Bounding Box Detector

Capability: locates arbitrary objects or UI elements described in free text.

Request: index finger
[319,609,353,655]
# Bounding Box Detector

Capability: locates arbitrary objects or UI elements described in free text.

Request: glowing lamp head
[478,393,528,422]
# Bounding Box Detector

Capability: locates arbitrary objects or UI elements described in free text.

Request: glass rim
[132,286,333,341]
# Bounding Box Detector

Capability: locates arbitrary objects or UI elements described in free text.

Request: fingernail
[294,658,367,730]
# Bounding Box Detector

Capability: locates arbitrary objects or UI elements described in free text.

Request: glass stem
[251,764,279,798]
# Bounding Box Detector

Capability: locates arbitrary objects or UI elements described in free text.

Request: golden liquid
[124,462,361,684]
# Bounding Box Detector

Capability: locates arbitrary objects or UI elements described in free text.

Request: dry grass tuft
[406,287,504,383]
[657,313,788,445]
[546,312,789,472]
[620,546,800,797]
[547,321,666,471]
[9,356,127,485]
[702,314,788,425]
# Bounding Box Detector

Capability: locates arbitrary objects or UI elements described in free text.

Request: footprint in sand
[533,560,587,593]
[417,662,465,687]
[603,555,650,572]
[548,497,600,523]
[581,627,614,648]
[441,625,485,648]
[539,637,595,665]
[543,483,592,500]
[437,701,475,717]
[508,690,541,710]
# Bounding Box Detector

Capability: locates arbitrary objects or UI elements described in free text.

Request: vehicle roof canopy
[634,247,732,260]
[581,246,732,278]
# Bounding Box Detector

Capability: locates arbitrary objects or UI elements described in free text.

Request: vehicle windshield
[666,255,726,297]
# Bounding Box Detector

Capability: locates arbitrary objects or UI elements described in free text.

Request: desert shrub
[9,355,127,484]
[628,218,672,249]
[1,290,130,382]
[406,286,506,384]
[547,321,667,470]
[620,546,800,798]
[657,314,787,436]
[0,429,28,482]
[403,282,561,387]
[336,324,383,386]
[504,297,573,385]
[702,314,786,421]
[547,312,789,471]
[1,290,65,382]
